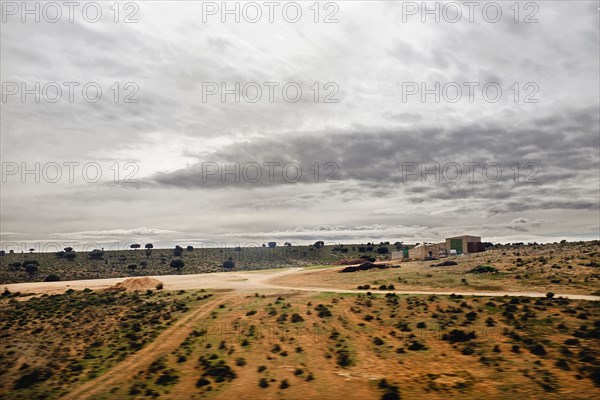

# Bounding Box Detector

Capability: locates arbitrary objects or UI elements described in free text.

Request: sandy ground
[2,268,301,294]
[4,267,599,301]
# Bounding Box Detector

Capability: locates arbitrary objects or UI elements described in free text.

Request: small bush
[291,313,304,323]
[373,337,385,346]
[235,358,246,366]
[469,265,498,274]
[259,378,269,388]
[315,304,332,318]
[196,377,210,387]
[442,329,476,343]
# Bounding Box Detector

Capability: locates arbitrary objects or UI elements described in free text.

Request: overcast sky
[1,1,598,251]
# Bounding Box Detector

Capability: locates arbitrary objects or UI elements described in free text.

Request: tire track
[60,296,225,400]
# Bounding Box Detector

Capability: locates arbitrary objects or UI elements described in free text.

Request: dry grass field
[1,289,598,399]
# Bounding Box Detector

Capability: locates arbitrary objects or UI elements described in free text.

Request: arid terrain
[1,241,599,399]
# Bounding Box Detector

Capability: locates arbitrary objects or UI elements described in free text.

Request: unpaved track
[6,266,600,301]
[60,297,224,400]
[3,268,303,295]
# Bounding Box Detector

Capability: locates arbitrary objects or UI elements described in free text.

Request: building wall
[409,243,446,260]
[446,235,483,254]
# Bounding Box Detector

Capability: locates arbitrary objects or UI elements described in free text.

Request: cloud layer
[1,1,598,248]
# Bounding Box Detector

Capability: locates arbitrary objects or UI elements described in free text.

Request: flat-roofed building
[445,235,484,255]
[408,243,447,260]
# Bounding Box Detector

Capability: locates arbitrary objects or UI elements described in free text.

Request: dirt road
[5,266,600,301]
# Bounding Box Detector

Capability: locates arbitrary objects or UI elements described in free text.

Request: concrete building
[407,243,447,260]
[391,248,409,261]
[392,235,484,261]
[445,235,484,255]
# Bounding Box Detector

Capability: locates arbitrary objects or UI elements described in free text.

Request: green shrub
[443,329,476,343]
[315,304,332,318]
[291,313,304,323]
[469,265,498,274]
[259,378,269,388]
[235,357,246,366]
[196,377,210,387]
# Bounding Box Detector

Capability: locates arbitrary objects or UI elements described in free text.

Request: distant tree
[28,248,35,253]
[127,264,137,273]
[268,242,277,248]
[186,245,194,252]
[284,242,292,247]
[64,252,77,261]
[9,250,14,254]
[366,246,374,252]
[262,243,266,247]
[170,259,184,272]
[173,246,183,257]
[223,258,235,270]
[0,250,5,256]
[25,264,39,276]
[55,251,65,258]
[145,243,154,250]
[130,244,141,250]
[88,249,104,260]
[64,247,73,253]
[313,241,325,249]
[377,247,389,254]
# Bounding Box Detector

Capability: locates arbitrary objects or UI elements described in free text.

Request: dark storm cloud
[150,106,598,187]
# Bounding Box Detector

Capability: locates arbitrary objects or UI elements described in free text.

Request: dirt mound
[113,277,163,291]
